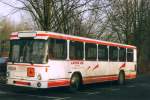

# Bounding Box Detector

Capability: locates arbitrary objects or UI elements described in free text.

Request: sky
[0,0,28,23]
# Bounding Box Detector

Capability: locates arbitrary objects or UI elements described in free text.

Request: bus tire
[70,73,82,92]
[118,71,125,85]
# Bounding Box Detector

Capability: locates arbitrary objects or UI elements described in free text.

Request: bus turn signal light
[27,67,35,77]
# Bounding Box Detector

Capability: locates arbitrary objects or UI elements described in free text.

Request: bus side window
[69,41,83,60]
[109,46,118,61]
[48,38,67,60]
[119,48,126,62]
[127,49,133,62]
[98,45,108,61]
[85,43,97,60]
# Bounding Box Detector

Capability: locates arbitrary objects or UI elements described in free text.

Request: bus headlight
[6,72,10,77]
[37,82,41,87]
[37,74,42,80]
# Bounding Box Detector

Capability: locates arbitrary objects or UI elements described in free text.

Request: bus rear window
[127,49,134,62]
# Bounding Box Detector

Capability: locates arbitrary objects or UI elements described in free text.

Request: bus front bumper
[7,78,70,88]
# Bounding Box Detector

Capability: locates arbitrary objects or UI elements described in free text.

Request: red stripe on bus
[92,64,99,71]
[87,66,91,70]
[49,75,119,87]
[83,75,118,84]
[36,33,136,49]
[8,64,46,67]
[120,63,126,69]
[10,32,136,49]
[126,74,136,79]
[14,81,31,86]
[48,80,70,87]
[10,35,18,38]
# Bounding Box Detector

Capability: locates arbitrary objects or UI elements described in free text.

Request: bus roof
[10,31,136,49]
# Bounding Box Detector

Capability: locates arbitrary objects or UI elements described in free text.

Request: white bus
[7,31,137,90]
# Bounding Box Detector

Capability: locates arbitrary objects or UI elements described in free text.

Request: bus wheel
[118,71,125,85]
[70,74,82,92]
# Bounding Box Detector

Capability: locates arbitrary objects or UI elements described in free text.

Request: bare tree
[0,0,107,36]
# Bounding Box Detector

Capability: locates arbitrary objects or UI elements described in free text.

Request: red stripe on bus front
[14,81,31,86]
[8,64,45,67]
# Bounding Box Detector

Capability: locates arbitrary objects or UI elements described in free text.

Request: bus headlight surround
[37,82,41,87]
[37,74,42,80]
[6,72,10,77]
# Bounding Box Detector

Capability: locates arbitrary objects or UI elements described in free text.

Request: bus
[7,31,137,90]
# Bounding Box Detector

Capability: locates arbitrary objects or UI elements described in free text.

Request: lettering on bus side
[71,61,84,64]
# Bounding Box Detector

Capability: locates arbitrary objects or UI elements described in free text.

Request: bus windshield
[9,39,48,64]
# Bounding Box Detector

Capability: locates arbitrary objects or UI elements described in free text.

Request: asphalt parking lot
[0,74,150,100]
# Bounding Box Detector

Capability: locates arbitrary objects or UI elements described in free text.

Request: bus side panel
[68,61,120,84]
[125,62,136,79]
[68,60,86,78]
[125,49,137,79]
[47,60,70,80]
[95,61,109,76]
[106,62,120,76]
[69,60,100,84]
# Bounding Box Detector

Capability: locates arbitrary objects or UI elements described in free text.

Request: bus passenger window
[119,48,126,62]
[69,41,83,60]
[127,49,133,62]
[85,43,97,60]
[48,38,67,60]
[98,45,108,61]
[109,46,118,61]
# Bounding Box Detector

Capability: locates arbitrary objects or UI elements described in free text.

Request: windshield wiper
[30,61,34,65]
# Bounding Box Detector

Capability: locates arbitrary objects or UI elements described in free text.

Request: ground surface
[0,74,150,100]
